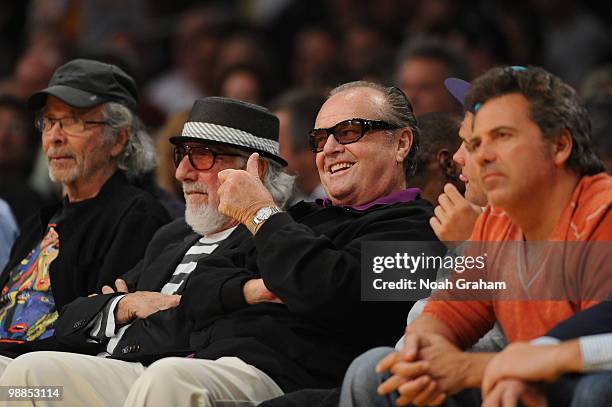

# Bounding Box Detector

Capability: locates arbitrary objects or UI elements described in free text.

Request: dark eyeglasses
[308,118,398,153]
[173,145,244,170]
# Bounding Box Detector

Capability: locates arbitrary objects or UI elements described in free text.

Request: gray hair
[329,80,421,179]
[230,154,295,209]
[101,102,158,180]
[263,160,295,209]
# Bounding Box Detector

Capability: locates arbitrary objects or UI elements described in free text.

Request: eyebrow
[470,125,518,140]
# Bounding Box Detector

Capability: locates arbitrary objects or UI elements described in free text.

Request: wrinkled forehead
[315,88,385,128]
[471,93,532,137]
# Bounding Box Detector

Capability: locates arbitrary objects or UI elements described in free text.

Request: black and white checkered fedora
[170,97,287,166]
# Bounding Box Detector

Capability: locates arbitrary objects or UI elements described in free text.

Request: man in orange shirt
[343,66,612,407]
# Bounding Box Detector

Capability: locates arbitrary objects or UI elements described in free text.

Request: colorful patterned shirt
[0,220,60,342]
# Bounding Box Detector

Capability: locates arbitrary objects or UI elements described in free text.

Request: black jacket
[181,200,443,392]
[56,199,442,393]
[0,172,170,355]
[547,299,612,340]
[54,219,252,357]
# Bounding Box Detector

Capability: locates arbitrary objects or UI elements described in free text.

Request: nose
[44,121,67,145]
[175,155,199,183]
[473,139,496,167]
[321,134,344,155]
[453,143,467,167]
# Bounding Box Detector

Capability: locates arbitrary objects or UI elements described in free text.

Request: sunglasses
[308,118,398,153]
[173,144,244,170]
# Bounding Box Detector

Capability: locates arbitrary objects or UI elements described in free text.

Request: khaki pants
[0,355,13,376]
[0,351,283,407]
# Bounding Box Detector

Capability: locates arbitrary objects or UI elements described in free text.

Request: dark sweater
[0,172,170,355]
[181,199,443,392]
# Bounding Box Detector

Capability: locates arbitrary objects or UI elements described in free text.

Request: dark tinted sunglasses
[308,118,398,153]
[173,144,244,170]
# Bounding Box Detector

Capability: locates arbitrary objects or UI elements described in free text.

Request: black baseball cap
[27,59,138,112]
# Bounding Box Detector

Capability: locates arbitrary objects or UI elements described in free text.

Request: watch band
[252,206,281,228]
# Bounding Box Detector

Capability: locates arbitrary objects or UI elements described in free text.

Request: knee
[344,347,395,388]
[571,372,612,407]
[138,357,189,388]
[1,352,62,384]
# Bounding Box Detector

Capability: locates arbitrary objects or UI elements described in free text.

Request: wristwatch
[252,206,281,228]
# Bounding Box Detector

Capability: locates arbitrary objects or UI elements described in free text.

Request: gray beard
[184,201,230,236]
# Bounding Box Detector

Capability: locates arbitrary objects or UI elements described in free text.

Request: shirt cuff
[253,212,293,251]
[531,336,561,346]
[580,333,612,371]
[89,294,126,340]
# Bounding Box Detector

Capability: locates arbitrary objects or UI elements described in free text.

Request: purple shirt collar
[316,188,421,211]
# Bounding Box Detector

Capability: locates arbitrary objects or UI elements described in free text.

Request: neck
[64,167,117,203]
[207,219,239,236]
[504,171,580,241]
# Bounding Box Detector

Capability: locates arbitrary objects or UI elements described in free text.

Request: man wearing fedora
[0,96,296,406]
[0,59,170,357]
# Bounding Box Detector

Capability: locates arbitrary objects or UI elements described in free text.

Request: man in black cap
[0,96,296,407]
[0,59,171,358]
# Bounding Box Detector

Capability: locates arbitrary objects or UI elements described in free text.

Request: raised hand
[217,153,277,234]
[430,183,482,248]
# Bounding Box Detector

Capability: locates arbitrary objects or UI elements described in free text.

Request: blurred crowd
[1,0,612,226]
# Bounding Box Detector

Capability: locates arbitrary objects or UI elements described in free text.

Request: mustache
[46,147,75,159]
[182,182,208,194]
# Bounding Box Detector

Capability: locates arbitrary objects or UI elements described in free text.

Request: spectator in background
[585,92,612,172]
[342,23,393,82]
[0,199,17,271]
[409,112,462,205]
[394,36,470,116]
[0,59,170,357]
[0,43,64,101]
[581,64,612,98]
[292,26,342,88]
[271,89,326,204]
[217,64,268,105]
[155,110,190,200]
[146,6,228,115]
[534,0,611,87]
[448,11,515,77]
[215,32,275,80]
[0,95,48,227]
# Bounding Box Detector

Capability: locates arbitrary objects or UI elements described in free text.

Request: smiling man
[0,59,170,358]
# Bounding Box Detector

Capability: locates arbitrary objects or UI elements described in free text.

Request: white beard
[183,182,230,236]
